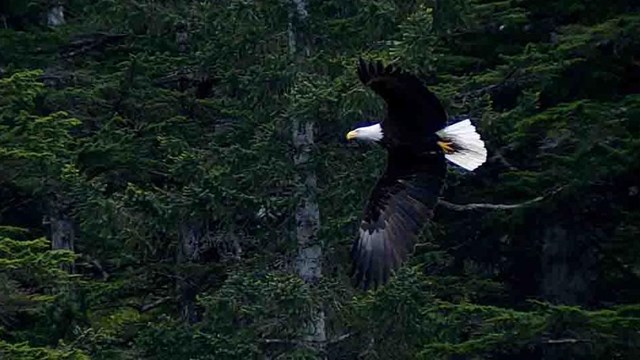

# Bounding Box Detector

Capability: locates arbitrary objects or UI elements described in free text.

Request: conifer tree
[0,0,639,359]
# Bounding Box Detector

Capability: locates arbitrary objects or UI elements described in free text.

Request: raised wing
[350,149,446,289]
[356,58,448,136]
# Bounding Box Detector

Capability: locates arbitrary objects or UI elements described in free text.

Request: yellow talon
[438,141,455,154]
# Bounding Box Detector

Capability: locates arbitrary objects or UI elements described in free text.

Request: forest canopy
[1,0,639,359]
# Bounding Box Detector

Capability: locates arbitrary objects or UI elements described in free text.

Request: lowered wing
[350,149,446,289]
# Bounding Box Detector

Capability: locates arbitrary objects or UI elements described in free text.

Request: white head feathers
[347,123,383,142]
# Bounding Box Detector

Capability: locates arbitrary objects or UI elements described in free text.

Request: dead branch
[438,186,565,211]
[139,297,171,312]
[543,338,592,345]
[261,332,352,346]
[453,66,529,101]
[88,259,109,280]
[489,149,518,170]
[61,32,128,58]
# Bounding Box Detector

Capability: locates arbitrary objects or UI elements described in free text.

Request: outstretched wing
[356,58,447,136]
[350,149,446,289]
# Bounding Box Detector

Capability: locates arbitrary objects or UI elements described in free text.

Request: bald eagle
[346,59,487,289]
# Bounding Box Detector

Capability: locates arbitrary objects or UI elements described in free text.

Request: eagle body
[346,59,487,289]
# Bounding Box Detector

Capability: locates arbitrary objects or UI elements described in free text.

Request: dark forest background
[1,0,639,359]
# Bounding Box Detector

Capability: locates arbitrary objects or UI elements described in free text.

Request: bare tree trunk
[44,195,75,273]
[293,121,321,285]
[293,120,326,347]
[540,222,596,359]
[288,0,326,356]
[47,1,65,27]
[172,20,203,324]
[177,221,202,324]
[48,212,75,273]
[50,215,74,251]
[541,225,595,304]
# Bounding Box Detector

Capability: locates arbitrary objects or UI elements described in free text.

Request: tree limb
[89,259,109,280]
[489,149,518,170]
[61,32,128,58]
[438,186,565,211]
[261,332,352,346]
[543,338,592,345]
[453,66,533,101]
[139,297,171,313]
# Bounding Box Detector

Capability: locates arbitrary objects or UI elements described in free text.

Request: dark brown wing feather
[350,149,446,289]
[356,58,447,139]
[350,59,448,289]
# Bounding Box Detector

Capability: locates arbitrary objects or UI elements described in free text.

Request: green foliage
[135,272,315,359]
[0,227,82,359]
[0,71,82,198]
[417,302,640,359]
[1,0,639,358]
[0,340,88,360]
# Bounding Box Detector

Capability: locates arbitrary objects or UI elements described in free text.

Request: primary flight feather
[346,59,487,290]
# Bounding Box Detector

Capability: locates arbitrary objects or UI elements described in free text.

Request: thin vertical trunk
[288,0,326,355]
[540,222,596,359]
[47,1,65,27]
[173,20,202,324]
[293,120,325,346]
[177,221,202,324]
[45,196,75,273]
[49,212,74,273]
[541,224,595,305]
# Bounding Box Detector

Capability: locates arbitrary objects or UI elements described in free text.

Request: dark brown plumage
[350,59,448,289]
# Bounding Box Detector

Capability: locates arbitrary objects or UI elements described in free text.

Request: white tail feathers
[436,119,487,171]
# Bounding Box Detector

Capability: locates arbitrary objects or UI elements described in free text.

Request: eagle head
[346,122,383,142]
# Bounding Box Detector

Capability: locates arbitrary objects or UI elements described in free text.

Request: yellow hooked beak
[346,130,357,140]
